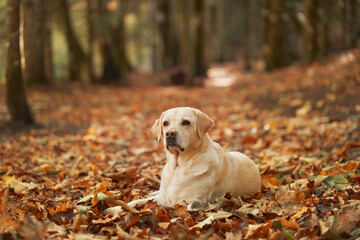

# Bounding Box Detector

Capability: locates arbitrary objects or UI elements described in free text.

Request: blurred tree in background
[0,0,358,86]
[1,0,358,123]
[5,0,34,124]
[22,0,48,84]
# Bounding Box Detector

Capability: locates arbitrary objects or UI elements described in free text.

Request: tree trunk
[6,0,34,124]
[23,0,48,85]
[319,0,331,56]
[158,0,179,69]
[304,0,318,63]
[243,0,251,70]
[262,0,287,70]
[43,0,53,82]
[96,0,119,83]
[179,0,192,85]
[213,0,225,62]
[116,0,130,86]
[193,0,209,77]
[262,0,270,69]
[151,1,162,73]
[348,0,358,49]
[86,0,96,83]
[341,0,351,50]
[58,0,89,82]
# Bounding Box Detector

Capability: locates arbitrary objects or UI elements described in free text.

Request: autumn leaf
[276,217,300,230]
[48,204,70,216]
[245,221,272,239]
[1,49,360,239]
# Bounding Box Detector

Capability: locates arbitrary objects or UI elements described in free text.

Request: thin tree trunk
[159,0,179,69]
[349,0,358,48]
[263,0,287,70]
[170,1,181,66]
[319,0,331,56]
[58,0,88,82]
[304,0,318,63]
[86,0,95,83]
[262,0,270,69]
[193,0,209,77]
[117,0,130,86]
[43,0,53,82]
[23,0,48,85]
[6,0,34,124]
[243,0,251,70]
[152,7,162,73]
[179,0,192,85]
[341,0,351,50]
[109,0,132,85]
[96,0,119,82]
[213,0,225,62]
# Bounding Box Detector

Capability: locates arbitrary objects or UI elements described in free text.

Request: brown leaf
[245,221,272,239]
[18,216,49,240]
[0,212,20,234]
[275,186,305,204]
[171,205,191,219]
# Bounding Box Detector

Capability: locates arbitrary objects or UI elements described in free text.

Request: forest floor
[0,50,360,239]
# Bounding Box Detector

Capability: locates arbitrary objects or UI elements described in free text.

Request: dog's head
[151,107,215,154]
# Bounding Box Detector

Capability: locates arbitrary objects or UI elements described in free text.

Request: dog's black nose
[166,131,177,138]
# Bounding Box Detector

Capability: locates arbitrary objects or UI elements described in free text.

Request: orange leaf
[48,203,69,216]
[95,180,109,194]
[74,180,93,189]
[246,221,273,239]
[290,207,309,221]
[342,161,359,171]
[264,176,281,186]
[91,192,99,207]
[0,212,20,234]
[277,217,299,230]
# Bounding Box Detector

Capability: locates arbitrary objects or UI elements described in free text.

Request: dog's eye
[163,121,169,127]
[182,120,191,126]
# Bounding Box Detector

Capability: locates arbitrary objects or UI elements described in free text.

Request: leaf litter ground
[0,50,360,239]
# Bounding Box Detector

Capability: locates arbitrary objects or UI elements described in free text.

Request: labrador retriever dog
[145,107,261,206]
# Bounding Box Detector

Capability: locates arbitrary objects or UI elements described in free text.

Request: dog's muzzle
[166,131,184,152]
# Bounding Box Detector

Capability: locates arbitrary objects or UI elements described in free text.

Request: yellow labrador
[147,107,261,206]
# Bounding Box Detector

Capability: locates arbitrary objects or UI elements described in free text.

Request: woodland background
[0,0,360,239]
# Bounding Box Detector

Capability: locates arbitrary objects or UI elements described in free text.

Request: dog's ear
[194,109,215,138]
[151,114,164,142]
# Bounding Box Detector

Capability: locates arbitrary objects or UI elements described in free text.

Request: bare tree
[23,0,48,85]
[6,0,34,124]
